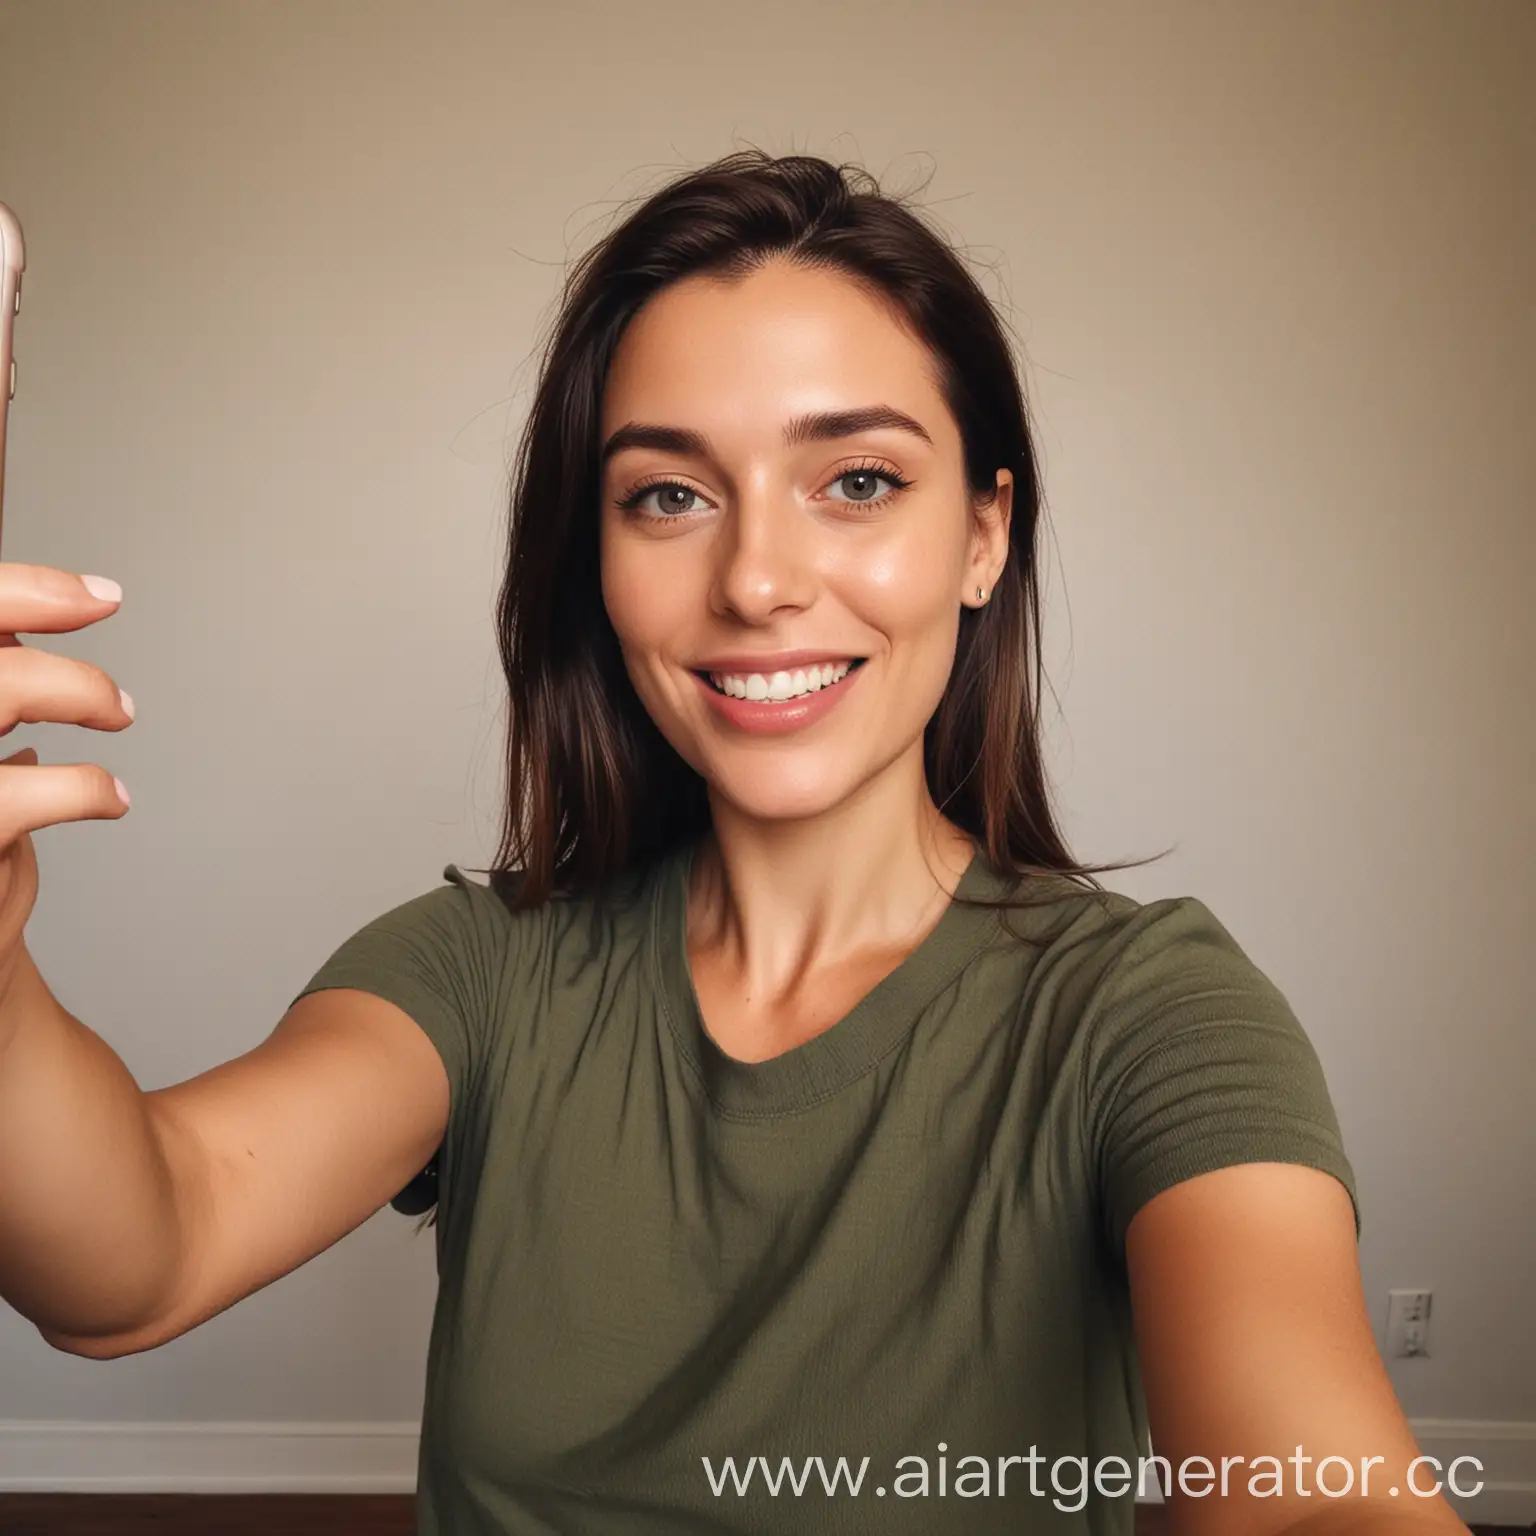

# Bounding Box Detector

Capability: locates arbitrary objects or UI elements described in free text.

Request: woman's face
[599,258,1011,824]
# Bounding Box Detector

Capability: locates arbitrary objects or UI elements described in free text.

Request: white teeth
[707,661,855,701]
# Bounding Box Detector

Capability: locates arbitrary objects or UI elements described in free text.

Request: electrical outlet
[1385,1288,1433,1358]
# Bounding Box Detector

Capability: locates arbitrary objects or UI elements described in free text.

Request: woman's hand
[0,563,134,1005]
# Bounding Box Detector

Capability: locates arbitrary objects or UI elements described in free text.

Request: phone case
[0,201,26,547]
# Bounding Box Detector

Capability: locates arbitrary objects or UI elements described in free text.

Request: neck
[688,745,977,995]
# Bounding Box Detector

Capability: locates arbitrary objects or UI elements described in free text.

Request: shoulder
[963,877,1364,1260]
[1071,887,1298,1045]
[440,854,670,970]
[366,862,528,971]
[1029,883,1313,1084]
[997,875,1279,1015]
[980,873,1252,1008]
[984,876,1327,1106]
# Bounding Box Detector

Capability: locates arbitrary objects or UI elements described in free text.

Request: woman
[0,153,1467,1536]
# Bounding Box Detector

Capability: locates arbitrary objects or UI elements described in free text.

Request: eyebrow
[599,404,934,470]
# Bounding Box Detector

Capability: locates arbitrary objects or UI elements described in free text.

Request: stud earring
[975,586,986,602]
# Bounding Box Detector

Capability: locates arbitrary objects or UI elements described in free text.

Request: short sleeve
[1083,896,1360,1260]
[288,863,513,1205]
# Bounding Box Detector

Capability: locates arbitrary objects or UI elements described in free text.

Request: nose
[710,481,817,623]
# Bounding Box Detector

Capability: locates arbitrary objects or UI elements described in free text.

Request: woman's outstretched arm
[1127,1162,1470,1536]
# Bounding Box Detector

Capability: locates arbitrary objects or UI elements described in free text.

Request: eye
[614,479,710,519]
[612,460,913,522]
[822,464,911,507]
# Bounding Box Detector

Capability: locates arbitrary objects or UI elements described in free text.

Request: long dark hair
[468,148,1163,909]
[404,150,1168,1232]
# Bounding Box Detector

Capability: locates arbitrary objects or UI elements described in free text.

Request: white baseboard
[0,1415,1531,1523]
[1414,1418,1536,1527]
[0,1419,419,1493]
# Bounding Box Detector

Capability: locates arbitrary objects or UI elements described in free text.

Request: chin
[702,752,866,826]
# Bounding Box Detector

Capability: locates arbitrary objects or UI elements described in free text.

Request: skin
[600,257,1010,1061]
[597,257,1468,1536]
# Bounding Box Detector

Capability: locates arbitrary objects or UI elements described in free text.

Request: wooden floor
[0,1496,1525,1535]
[0,1495,417,1535]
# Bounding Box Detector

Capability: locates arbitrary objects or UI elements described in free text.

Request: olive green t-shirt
[292,838,1358,1535]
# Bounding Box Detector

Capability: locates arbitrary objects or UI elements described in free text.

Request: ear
[964,469,1013,607]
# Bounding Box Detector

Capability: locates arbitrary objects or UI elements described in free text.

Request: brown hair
[407,149,1168,1233]
[471,148,1162,907]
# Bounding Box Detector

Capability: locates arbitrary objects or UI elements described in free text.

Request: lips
[699,658,865,702]
[689,657,868,736]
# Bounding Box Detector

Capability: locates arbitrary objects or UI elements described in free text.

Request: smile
[701,659,865,702]
[689,657,868,736]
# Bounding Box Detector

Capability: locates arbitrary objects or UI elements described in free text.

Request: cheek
[834,513,966,636]
[600,532,678,656]
[599,533,711,740]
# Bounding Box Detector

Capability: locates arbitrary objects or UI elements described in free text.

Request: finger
[0,646,134,735]
[0,566,123,637]
[0,758,130,841]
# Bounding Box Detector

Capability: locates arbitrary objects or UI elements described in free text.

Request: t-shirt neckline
[650,835,1017,1118]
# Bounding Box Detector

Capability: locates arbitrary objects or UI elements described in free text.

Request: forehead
[600,260,945,436]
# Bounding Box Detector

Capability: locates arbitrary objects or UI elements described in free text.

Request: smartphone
[0,201,25,553]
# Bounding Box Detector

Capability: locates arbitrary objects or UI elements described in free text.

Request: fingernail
[118,689,135,720]
[81,574,123,603]
[113,777,131,808]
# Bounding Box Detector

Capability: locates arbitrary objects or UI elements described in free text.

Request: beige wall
[0,0,1531,1503]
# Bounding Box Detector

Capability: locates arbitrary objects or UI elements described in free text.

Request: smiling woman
[480,156,1108,914]
[280,151,1467,1536]
[596,259,1020,835]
